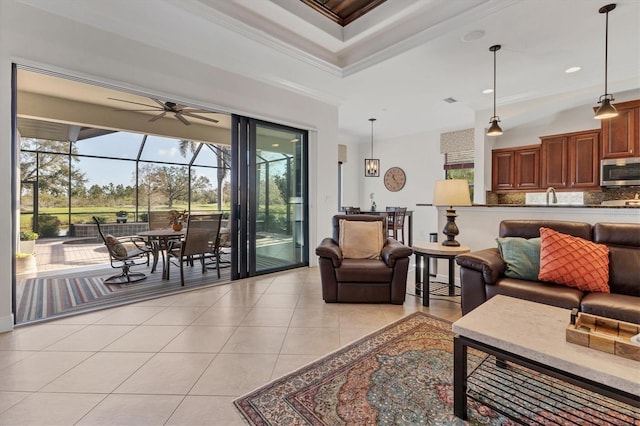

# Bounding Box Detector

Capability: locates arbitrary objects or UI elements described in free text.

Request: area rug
[234,312,640,425]
[16,266,230,323]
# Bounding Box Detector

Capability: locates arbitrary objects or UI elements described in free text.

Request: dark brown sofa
[316,215,413,304]
[455,220,640,324]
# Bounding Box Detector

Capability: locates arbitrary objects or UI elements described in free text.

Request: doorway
[231,116,309,279]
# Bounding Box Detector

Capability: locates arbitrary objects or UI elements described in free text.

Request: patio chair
[166,213,223,285]
[93,216,152,284]
[147,210,172,266]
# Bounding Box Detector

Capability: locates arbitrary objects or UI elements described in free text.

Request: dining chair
[386,207,407,243]
[166,213,222,285]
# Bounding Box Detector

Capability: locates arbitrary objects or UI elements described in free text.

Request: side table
[412,242,470,306]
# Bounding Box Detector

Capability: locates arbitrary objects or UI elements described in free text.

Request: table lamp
[432,179,472,246]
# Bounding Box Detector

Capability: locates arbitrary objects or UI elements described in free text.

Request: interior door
[231,116,308,279]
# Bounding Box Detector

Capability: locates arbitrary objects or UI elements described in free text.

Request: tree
[137,164,189,209]
[212,145,231,211]
[20,139,87,197]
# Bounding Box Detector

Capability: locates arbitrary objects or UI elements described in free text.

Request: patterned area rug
[234,312,640,425]
[16,265,230,323]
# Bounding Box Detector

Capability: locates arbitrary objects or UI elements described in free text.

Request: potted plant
[15,252,37,274]
[168,209,188,231]
[19,230,39,255]
[116,210,128,223]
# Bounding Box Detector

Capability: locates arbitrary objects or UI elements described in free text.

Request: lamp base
[441,207,461,246]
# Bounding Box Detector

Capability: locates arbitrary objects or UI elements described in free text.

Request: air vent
[443,97,457,103]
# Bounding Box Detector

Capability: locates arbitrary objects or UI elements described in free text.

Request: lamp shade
[432,179,472,207]
[594,97,618,119]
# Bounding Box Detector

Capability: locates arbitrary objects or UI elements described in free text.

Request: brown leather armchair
[316,215,413,304]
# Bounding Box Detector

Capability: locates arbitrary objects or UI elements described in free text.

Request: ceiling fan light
[594,95,619,120]
[487,117,503,136]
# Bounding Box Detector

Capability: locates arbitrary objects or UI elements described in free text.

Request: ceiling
[17,0,640,142]
[299,0,387,26]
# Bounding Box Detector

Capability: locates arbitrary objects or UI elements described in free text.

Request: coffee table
[452,295,640,421]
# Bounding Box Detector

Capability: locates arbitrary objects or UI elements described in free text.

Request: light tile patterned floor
[0,267,463,425]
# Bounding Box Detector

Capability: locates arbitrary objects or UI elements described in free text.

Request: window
[444,151,474,200]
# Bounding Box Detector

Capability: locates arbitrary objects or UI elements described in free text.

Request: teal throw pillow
[496,237,541,281]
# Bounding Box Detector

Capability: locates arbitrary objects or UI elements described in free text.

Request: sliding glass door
[231,116,308,279]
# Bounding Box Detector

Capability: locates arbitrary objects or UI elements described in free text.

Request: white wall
[337,130,445,244]
[0,0,339,332]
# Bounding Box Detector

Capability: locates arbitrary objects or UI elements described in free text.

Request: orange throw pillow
[538,227,610,293]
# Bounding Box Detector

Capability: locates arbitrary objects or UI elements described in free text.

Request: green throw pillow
[496,237,541,281]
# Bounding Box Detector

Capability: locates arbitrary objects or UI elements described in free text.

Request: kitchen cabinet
[541,129,600,189]
[601,99,640,159]
[492,145,540,192]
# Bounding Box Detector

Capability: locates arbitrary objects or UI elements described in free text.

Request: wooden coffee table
[452,295,640,421]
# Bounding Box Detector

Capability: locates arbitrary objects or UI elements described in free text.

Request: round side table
[412,242,470,306]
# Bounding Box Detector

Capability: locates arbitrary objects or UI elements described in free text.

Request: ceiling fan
[109,97,220,125]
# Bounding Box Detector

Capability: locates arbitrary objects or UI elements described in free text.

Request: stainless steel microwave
[600,157,640,187]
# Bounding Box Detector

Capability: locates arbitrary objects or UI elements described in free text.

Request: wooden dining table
[137,228,185,279]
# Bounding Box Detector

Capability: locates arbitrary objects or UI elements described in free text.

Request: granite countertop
[416,203,640,209]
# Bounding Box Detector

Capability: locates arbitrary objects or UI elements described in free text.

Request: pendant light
[487,44,503,136]
[594,3,618,120]
[364,118,380,177]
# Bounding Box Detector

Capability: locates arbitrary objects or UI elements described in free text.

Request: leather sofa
[455,220,640,324]
[316,214,413,304]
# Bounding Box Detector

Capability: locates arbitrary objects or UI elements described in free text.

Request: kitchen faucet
[546,187,558,205]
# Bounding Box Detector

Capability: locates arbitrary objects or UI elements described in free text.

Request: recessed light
[272,143,279,147]
[482,88,493,94]
[462,30,485,42]
[565,66,581,73]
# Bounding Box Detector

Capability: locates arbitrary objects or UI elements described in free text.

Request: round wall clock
[384,167,406,192]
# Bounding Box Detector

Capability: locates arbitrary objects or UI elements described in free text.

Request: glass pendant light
[594,4,618,120]
[364,118,380,177]
[487,44,503,136]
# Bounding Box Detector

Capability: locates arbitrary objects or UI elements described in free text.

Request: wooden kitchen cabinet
[541,129,600,190]
[514,147,540,189]
[541,135,568,188]
[492,145,540,192]
[600,99,640,159]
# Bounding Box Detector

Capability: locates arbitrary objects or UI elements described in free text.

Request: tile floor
[0,267,463,425]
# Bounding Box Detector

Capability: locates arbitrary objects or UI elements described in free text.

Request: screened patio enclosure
[19,120,233,236]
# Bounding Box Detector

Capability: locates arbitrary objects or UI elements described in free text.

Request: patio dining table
[137,228,185,279]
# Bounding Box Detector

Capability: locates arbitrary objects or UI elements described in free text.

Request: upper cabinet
[601,99,640,159]
[492,145,540,192]
[541,130,600,190]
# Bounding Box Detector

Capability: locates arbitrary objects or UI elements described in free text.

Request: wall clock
[384,167,406,192]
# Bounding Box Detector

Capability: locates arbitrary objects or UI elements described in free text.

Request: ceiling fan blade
[152,98,169,109]
[149,111,167,122]
[181,108,218,114]
[181,111,219,123]
[108,97,160,109]
[174,112,191,126]
[114,108,163,112]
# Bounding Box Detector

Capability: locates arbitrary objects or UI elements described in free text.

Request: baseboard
[0,314,14,333]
